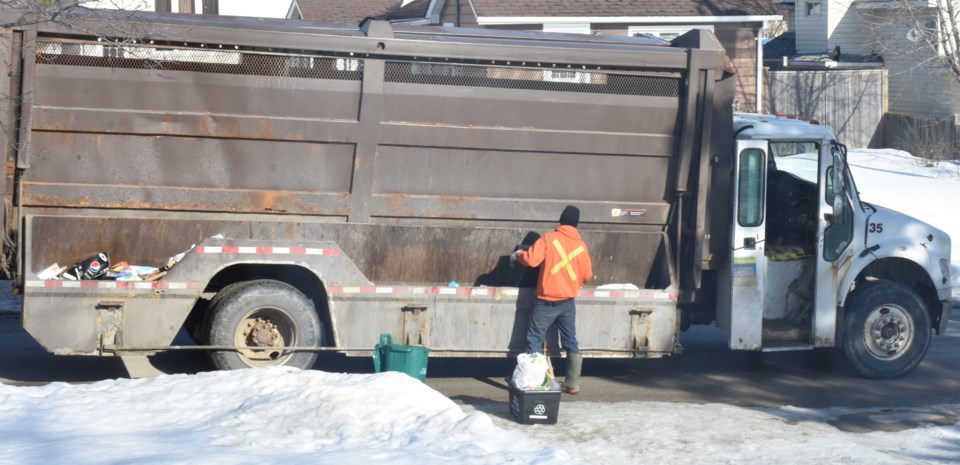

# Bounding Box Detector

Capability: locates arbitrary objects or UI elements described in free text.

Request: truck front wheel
[842,280,931,378]
[208,280,321,370]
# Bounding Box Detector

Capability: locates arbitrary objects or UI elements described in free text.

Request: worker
[511,205,592,394]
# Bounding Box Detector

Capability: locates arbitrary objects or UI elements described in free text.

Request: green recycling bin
[372,333,430,382]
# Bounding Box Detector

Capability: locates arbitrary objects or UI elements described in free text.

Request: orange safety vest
[516,225,592,301]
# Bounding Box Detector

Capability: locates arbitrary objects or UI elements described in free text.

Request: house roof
[292,0,780,24]
[763,31,796,60]
[764,32,883,69]
[291,0,430,23]
[468,0,779,19]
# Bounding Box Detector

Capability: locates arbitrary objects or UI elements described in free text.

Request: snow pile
[0,368,957,465]
[0,367,575,465]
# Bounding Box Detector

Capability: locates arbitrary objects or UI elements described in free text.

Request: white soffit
[477,15,782,25]
[855,1,937,9]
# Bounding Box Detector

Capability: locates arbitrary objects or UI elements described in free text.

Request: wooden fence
[876,113,960,160]
[764,68,886,150]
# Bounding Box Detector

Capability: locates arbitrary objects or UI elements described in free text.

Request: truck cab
[719,114,953,378]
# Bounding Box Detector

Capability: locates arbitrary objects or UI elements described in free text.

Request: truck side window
[737,148,765,227]
[823,166,853,261]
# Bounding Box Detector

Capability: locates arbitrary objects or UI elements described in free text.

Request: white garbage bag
[511,353,549,391]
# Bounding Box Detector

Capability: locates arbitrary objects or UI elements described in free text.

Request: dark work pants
[526,298,579,354]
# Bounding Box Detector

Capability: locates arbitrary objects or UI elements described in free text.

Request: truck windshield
[770,140,865,212]
[769,142,819,183]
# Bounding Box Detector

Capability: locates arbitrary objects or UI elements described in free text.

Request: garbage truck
[0,10,951,378]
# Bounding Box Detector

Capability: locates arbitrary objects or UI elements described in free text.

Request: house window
[806,1,821,16]
[628,25,714,41]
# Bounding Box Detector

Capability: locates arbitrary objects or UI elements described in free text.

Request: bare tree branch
[0,1,88,29]
[859,0,960,83]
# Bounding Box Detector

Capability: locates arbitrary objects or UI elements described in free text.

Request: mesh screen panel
[35,40,363,80]
[34,40,681,95]
[385,61,680,97]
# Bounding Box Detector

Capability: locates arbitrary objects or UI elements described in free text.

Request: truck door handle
[743,237,756,250]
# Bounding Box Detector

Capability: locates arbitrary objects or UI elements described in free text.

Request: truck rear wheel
[208,280,321,370]
[193,280,258,345]
[842,280,931,379]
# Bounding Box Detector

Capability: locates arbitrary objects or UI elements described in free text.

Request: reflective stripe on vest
[549,239,585,281]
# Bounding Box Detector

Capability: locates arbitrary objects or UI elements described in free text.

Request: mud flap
[96,302,123,355]
[402,305,430,346]
[630,308,652,355]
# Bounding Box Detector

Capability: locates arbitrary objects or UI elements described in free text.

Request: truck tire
[208,280,321,370]
[842,280,931,379]
[193,280,258,345]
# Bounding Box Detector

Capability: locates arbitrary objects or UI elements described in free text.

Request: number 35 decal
[868,223,884,233]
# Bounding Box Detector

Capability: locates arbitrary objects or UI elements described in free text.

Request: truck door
[727,140,768,350]
[813,144,855,346]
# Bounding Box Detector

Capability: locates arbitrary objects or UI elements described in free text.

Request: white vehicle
[724,114,952,377]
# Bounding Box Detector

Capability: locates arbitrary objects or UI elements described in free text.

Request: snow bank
[1,368,956,465]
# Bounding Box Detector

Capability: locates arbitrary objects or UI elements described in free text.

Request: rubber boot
[562,352,583,394]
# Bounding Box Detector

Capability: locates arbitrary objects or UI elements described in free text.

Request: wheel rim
[233,307,298,367]
[861,304,915,360]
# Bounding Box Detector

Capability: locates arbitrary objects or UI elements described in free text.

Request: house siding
[860,9,960,117]
[827,0,868,54]
[795,0,868,54]
[795,0,827,51]
[716,25,761,112]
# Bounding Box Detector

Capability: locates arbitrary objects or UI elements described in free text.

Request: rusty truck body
[0,10,951,378]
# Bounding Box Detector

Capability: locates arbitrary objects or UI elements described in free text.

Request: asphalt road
[2,311,959,417]
[428,313,960,410]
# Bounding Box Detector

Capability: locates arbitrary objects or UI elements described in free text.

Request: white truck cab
[720,114,952,378]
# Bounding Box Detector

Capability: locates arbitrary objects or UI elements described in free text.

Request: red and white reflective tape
[26,281,677,300]
[326,286,677,300]
[26,280,204,290]
[326,286,518,296]
[195,246,339,256]
[580,290,678,300]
